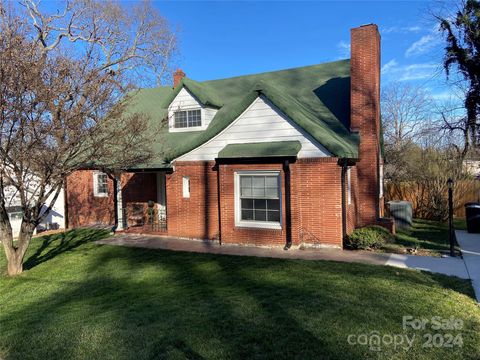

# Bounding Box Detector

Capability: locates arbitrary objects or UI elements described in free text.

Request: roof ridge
[201,59,350,84]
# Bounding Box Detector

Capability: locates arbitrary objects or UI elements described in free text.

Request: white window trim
[168,106,206,132]
[379,163,384,198]
[234,170,282,230]
[93,171,109,198]
[347,167,352,205]
[182,176,190,198]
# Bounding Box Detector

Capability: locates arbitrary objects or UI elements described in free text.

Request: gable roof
[125,59,359,167]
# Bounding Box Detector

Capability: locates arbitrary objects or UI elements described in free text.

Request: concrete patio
[96,234,470,279]
[456,230,480,302]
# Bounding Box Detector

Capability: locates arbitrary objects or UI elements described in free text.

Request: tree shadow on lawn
[2,242,479,360]
[23,228,110,270]
[394,219,455,252]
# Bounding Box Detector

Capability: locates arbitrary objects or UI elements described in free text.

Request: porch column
[115,175,125,230]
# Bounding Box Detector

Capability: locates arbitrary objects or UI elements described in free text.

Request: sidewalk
[456,230,480,302]
[96,234,470,279]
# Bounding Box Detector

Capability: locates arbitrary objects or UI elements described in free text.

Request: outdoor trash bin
[387,201,412,230]
[465,202,480,233]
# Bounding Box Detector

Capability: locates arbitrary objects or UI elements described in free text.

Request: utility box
[387,201,413,231]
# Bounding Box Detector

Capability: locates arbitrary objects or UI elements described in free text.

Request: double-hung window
[174,109,202,129]
[235,172,281,229]
[93,172,108,197]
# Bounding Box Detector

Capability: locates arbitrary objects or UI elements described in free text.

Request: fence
[385,180,480,219]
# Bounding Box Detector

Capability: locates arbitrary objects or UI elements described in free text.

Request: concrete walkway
[456,230,480,302]
[96,234,469,279]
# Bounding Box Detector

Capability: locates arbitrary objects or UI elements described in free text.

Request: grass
[1,229,479,360]
[378,218,466,256]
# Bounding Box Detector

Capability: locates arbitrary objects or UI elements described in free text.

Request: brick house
[66,24,391,249]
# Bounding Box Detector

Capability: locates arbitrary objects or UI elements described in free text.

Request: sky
[154,0,453,100]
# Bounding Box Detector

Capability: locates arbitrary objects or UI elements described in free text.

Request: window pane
[240,176,252,188]
[188,109,201,127]
[265,187,278,199]
[237,174,281,224]
[252,187,265,197]
[9,212,23,220]
[267,211,280,222]
[254,199,266,209]
[252,177,265,188]
[241,187,252,197]
[241,199,254,209]
[241,209,254,220]
[97,174,108,194]
[265,176,277,187]
[174,111,188,128]
[267,199,280,211]
[254,210,266,221]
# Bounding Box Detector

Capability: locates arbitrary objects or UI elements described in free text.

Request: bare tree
[0,0,177,275]
[381,82,434,147]
[436,86,471,157]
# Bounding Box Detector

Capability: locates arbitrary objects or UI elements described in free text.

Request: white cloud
[381,61,439,81]
[382,25,422,34]
[336,40,350,59]
[405,34,441,57]
[399,63,439,81]
[381,59,398,74]
[431,91,454,100]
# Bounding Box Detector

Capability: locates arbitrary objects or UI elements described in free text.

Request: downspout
[112,176,118,232]
[340,159,348,244]
[216,163,222,245]
[63,178,69,229]
[283,159,292,250]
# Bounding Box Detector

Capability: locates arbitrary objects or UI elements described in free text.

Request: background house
[4,181,65,238]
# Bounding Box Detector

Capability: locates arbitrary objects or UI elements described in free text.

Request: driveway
[97,234,470,279]
[456,230,480,302]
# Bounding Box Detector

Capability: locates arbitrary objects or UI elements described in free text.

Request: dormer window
[174,109,201,129]
[168,87,217,132]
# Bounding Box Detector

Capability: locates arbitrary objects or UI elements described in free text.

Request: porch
[116,171,168,234]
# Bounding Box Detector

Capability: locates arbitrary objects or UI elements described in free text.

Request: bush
[345,225,394,250]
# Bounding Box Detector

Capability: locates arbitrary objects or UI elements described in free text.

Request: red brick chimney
[350,24,381,226]
[173,68,186,87]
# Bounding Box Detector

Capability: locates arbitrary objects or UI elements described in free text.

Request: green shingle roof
[124,59,359,166]
[218,141,302,159]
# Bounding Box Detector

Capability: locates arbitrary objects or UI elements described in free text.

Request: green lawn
[380,218,466,256]
[1,229,480,360]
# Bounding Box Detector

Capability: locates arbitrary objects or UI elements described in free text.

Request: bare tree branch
[0,0,177,275]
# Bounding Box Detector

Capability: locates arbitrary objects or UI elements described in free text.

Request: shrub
[345,225,394,250]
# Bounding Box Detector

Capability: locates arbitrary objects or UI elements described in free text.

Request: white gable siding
[168,87,217,131]
[204,107,217,128]
[177,96,330,161]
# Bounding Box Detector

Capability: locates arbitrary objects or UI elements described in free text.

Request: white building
[4,183,65,238]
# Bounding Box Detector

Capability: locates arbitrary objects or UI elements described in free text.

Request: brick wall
[166,161,219,240]
[67,170,159,228]
[66,170,115,227]
[293,158,343,247]
[67,160,347,247]
[218,162,286,247]
[214,159,343,248]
